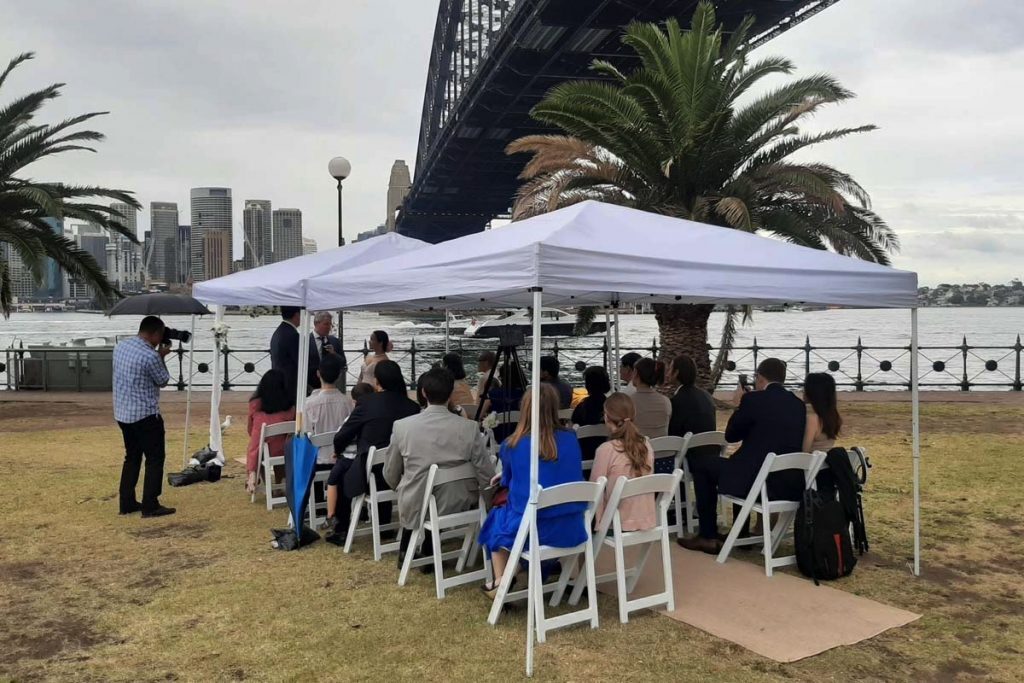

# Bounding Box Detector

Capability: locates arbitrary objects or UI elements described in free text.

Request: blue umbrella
[270,433,320,550]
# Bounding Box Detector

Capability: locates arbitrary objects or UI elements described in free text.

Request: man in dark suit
[678,358,806,554]
[269,306,317,397]
[311,311,345,388]
[324,360,419,545]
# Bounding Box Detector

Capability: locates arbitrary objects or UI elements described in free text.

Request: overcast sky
[1,0,1021,286]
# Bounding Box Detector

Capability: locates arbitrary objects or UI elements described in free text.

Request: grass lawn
[1,399,1022,682]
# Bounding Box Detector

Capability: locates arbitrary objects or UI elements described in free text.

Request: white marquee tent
[300,200,922,676]
[190,232,429,461]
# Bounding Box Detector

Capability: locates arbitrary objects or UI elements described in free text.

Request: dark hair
[318,354,343,385]
[370,330,389,349]
[420,367,455,405]
[583,366,611,396]
[251,369,294,414]
[351,382,375,403]
[374,359,406,393]
[804,373,842,439]
[539,355,560,378]
[138,316,165,335]
[478,350,496,366]
[442,352,467,380]
[756,357,787,384]
[633,357,664,387]
[280,306,301,321]
[620,352,642,369]
[498,362,526,392]
[670,355,698,387]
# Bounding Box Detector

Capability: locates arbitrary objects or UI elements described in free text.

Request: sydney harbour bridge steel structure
[396,0,842,243]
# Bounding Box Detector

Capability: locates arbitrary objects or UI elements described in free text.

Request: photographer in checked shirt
[113,316,175,517]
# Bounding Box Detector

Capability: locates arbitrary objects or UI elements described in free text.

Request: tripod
[473,325,526,422]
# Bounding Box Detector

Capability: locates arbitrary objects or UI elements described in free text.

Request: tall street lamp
[328,156,351,389]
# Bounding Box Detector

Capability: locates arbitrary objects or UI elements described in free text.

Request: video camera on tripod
[471,325,527,422]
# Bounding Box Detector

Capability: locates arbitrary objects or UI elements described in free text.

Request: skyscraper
[302,237,317,256]
[385,160,411,231]
[150,202,179,284]
[203,230,231,280]
[190,187,232,282]
[177,225,191,284]
[36,217,65,299]
[2,243,36,301]
[272,208,303,262]
[242,200,272,270]
[107,203,143,292]
[68,223,109,300]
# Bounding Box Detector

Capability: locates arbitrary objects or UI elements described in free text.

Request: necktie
[320,337,329,355]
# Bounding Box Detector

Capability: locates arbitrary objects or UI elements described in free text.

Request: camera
[162,327,192,345]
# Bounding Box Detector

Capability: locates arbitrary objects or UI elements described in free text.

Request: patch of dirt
[989,516,1024,533]
[0,603,104,666]
[918,564,977,588]
[128,521,210,540]
[926,658,989,682]
[0,560,47,585]
[0,400,116,432]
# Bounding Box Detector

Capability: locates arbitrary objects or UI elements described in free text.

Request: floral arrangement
[211,321,230,345]
[481,411,498,430]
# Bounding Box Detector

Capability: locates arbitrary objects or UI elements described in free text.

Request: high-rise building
[107,203,143,293]
[150,202,179,284]
[68,223,110,301]
[385,160,411,231]
[242,200,272,270]
[203,230,231,280]
[2,243,36,301]
[190,187,232,282]
[302,237,317,256]
[35,217,65,299]
[272,208,303,262]
[355,224,387,243]
[177,225,191,284]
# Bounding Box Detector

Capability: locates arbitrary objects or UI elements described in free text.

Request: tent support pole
[613,304,621,391]
[296,308,311,434]
[604,309,611,376]
[526,287,543,677]
[444,308,450,354]
[337,309,346,392]
[911,307,920,576]
[208,305,224,461]
[182,314,196,467]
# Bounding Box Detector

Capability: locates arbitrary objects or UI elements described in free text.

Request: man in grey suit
[385,367,495,567]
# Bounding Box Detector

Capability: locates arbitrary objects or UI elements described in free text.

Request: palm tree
[0,52,140,317]
[506,2,898,389]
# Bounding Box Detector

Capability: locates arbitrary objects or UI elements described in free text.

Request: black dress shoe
[141,506,176,518]
[119,502,142,515]
[677,535,722,555]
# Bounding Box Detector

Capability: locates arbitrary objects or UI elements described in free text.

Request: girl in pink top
[245,369,296,493]
[590,392,656,531]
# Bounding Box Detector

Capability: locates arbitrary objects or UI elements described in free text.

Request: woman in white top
[359,330,391,386]
[802,372,842,453]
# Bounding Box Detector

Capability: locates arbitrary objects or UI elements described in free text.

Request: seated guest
[802,372,842,453]
[667,355,719,526]
[476,350,501,396]
[486,362,527,443]
[245,369,296,494]
[630,358,671,438]
[572,366,611,462]
[591,393,655,530]
[325,360,419,545]
[304,354,353,466]
[479,384,587,597]
[442,352,476,409]
[358,330,391,386]
[540,355,573,408]
[618,352,642,395]
[350,382,375,405]
[385,368,496,567]
[678,358,806,553]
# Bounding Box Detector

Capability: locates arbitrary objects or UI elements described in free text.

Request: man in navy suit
[269,306,317,397]
[310,311,345,384]
[678,358,806,554]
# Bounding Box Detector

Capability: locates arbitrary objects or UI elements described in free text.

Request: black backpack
[795,447,867,584]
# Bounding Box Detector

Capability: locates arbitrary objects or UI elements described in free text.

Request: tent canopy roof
[192,232,427,306]
[305,201,918,311]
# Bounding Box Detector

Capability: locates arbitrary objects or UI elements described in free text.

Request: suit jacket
[669,385,719,459]
[310,333,344,360]
[270,321,317,395]
[722,383,806,500]
[333,390,420,498]
[384,404,495,530]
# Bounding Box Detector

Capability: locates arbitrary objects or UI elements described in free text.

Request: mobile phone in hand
[738,374,751,392]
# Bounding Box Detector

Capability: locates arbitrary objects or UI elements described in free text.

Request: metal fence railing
[5,335,1022,392]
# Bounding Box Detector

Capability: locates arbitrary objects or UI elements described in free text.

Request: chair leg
[550,555,577,607]
[263,461,273,511]
[627,542,654,594]
[531,545,547,644]
[771,510,795,553]
[487,520,529,626]
[761,502,774,577]
[716,498,754,564]
[432,519,446,599]
[343,495,363,553]
[613,534,629,624]
[584,535,600,629]
[370,494,383,561]
[455,524,475,573]
[662,530,676,612]
[398,527,420,586]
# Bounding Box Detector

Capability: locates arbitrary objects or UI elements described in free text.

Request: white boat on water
[390,321,437,332]
[463,308,609,339]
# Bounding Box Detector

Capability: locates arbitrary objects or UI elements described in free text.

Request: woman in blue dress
[479,384,586,595]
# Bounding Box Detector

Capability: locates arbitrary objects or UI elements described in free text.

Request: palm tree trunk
[653,303,715,389]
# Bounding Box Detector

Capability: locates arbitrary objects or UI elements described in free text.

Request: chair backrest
[366,445,390,480]
[262,420,296,440]
[575,424,609,441]
[681,430,728,455]
[429,462,479,488]
[536,479,605,511]
[495,410,521,425]
[459,404,479,420]
[649,436,686,462]
[557,408,574,422]
[307,431,335,449]
[765,451,826,487]
[597,470,684,537]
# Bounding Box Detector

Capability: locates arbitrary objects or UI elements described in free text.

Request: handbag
[490,485,509,508]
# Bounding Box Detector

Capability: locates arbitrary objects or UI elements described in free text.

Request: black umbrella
[107,293,211,316]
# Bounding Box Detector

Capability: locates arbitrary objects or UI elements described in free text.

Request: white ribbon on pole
[208,305,224,462]
[525,287,543,677]
[182,314,196,467]
[911,308,920,576]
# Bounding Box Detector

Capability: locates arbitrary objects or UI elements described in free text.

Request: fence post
[176,342,186,391]
[410,337,418,389]
[751,336,759,372]
[855,336,864,391]
[1014,334,1022,392]
[222,345,232,391]
[960,335,969,391]
[803,336,812,380]
[651,337,658,359]
[552,339,560,368]
[601,336,608,373]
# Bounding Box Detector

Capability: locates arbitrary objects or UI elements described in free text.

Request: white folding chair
[487,478,606,644]
[251,420,296,510]
[557,408,574,423]
[398,463,491,598]
[675,431,729,536]
[343,445,401,560]
[716,451,826,576]
[304,432,354,528]
[575,423,609,475]
[459,403,480,421]
[563,469,683,623]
